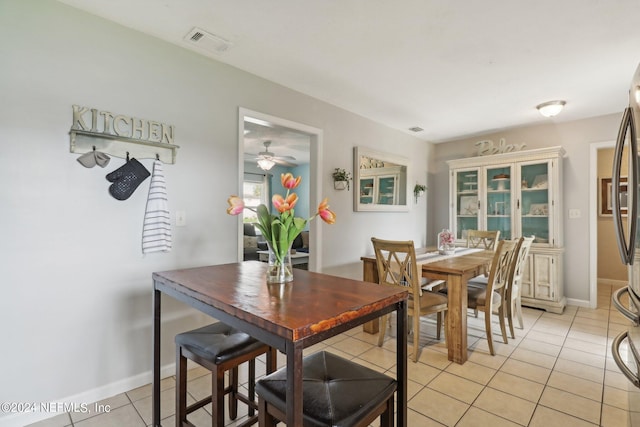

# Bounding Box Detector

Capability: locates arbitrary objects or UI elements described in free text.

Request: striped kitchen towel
[142,160,172,254]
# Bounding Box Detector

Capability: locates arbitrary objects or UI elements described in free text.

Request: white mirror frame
[353,146,410,212]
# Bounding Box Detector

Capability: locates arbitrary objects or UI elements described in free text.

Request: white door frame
[589,139,616,308]
[238,107,324,272]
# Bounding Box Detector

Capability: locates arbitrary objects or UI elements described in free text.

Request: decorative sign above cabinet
[69,105,179,164]
[475,138,526,156]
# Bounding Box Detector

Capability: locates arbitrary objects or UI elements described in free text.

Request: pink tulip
[317,198,336,224]
[281,173,302,190]
[226,195,245,215]
[272,193,298,213]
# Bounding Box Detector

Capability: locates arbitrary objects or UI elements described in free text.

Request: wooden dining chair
[467,237,522,355]
[466,229,501,250]
[371,237,448,362]
[505,235,534,338]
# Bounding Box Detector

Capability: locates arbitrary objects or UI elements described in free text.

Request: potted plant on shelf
[332,168,352,191]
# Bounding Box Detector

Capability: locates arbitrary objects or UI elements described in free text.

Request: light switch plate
[568,209,581,219]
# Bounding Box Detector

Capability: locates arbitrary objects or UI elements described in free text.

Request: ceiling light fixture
[257,158,275,170]
[536,100,566,118]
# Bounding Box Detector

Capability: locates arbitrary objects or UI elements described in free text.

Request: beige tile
[566,329,608,346]
[417,346,453,370]
[473,387,536,426]
[559,347,606,369]
[408,387,469,426]
[132,386,177,425]
[466,348,508,370]
[25,412,72,427]
[456,406,520,427]
[356,346,398,370]
[529,405,598,427]
[569,322,609,337]
[601,403,631,427]
[525,329,566,346]
[538,386,601,424]
[126,376,175,402]
[563,337,607,356]
[406,359,442,386]
[444,359,497,385]
[509,347,557,369]
[70,393,131,423]
[575,308,611,321]
[73,405,145,427]
[328,336,374,356]
[406,408,445,426]
[499,358,551,384]
[488,371,545,402]
[518,337,562,357]
[546,371,603,402]
[603,384,631,410]
[553,358,604,383]
[605,368,636,391]
[427,372,484,404]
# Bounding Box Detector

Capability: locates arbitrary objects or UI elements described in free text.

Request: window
[243,174,269,223]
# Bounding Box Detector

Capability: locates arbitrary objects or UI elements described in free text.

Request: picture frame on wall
[600,176,627,216]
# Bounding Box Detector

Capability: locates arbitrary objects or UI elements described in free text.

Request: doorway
[590,140,628,308]
[237,108,323,271]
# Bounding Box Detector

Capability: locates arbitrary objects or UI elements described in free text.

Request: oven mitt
[106,158,150,200]
[77,150,111,168]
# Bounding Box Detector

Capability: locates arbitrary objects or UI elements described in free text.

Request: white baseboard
[0,364,177,427]
[566,297,591,308]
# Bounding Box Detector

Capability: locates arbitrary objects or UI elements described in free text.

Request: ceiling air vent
[408,126,424,132]
[184,27,232,54]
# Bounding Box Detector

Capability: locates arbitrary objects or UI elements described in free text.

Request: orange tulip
[226,195,245,215]
[272,193,298,213]
[281,173,302,190]
[317,198,336,224]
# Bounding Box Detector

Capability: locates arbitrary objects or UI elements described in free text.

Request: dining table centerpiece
[438,228,456,255]
[227,173,336,283]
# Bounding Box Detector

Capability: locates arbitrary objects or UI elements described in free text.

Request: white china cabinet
[447,146,566,313]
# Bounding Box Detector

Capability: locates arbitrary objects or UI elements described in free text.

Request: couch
[243,223,267,261]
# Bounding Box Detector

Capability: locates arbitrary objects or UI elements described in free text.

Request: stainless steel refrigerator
[611,63,640,393]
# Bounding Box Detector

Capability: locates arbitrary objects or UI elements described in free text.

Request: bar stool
[175,323,277,427]
[256,351,396,427]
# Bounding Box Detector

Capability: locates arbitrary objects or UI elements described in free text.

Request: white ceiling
[57,0,640,143]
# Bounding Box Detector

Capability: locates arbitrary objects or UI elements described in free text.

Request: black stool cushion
[175,323,265,365]
[256,351,396,427]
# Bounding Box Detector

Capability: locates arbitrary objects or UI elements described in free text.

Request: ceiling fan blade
[272,158,297,167]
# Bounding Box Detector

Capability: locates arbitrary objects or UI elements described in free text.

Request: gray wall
[431,114,623,303]
[0,1,430,425]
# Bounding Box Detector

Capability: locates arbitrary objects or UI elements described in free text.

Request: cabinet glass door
[359,178,374,205]
[377,175,397,205]
[454,169,479,239]
[519,162,550,244]
[486,165,513,239]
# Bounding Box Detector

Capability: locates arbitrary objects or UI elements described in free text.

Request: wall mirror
[353,146,409,212]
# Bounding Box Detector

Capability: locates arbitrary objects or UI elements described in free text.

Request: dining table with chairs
[361,246,495,364]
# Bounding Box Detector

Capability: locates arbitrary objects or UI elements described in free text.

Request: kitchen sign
[71,105,175,145]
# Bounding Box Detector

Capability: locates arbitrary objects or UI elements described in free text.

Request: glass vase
[265,241,294,284]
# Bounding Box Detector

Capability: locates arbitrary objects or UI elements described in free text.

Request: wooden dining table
[152,261,409,427]
[361,248,494,364]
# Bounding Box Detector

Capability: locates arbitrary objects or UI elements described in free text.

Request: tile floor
[29,284,640,427]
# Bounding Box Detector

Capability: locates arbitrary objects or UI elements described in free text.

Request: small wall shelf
[70,130,179,164]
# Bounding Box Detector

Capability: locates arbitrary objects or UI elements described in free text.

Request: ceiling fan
[247,140,297,170]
